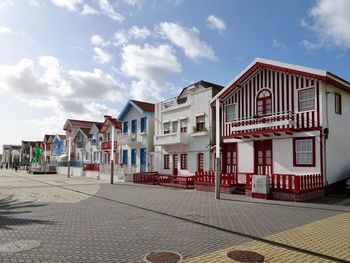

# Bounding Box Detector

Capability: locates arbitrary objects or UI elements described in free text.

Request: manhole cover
[0,240,40,253]
[227,250,264,262]
[144,251,182,263]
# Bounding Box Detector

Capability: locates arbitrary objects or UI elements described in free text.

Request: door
[224,143,237,174]
[140,148,146,172]
[254,140,272,175]
[173,154,178,175]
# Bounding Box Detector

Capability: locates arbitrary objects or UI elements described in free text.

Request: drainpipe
[68,137,71,178]
[111,125,115,184]
[323,91,331,186]
[215,99,221,199]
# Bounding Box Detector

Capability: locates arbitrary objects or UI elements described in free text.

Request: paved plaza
[0,169,349,262]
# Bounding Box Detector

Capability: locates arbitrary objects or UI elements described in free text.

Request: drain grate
[227,250,265,262]
[0,240,40,253]
[144,251,182,263]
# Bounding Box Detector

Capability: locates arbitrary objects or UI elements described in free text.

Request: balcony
[154,132,190,146]
[161,96,191,112]
[120,133,145,146]
[227,111,295,135]
[101,141,117,150]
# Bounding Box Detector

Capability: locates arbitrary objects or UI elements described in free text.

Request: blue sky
[0,0,349,152]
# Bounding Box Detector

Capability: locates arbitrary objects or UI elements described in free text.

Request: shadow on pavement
[305,189,350,206]
[0,195,54,230]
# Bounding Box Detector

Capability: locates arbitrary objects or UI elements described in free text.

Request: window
[131,119,137,134]
[131,149,137,165]
[122,150,128,164]
[164,122,170,134]
[140,117,147,132]
[197,153,204,172]
[293,137,315,166]
[226,105,236,122]
[172,121,178,133]
[180,119,187,133]
[298,88,315,111]
[335,92,342,114]
[123,122,128,134]
[196,115,205,131]
[181,154,188,169]
[256,89,272,116]
[164,154,170,169]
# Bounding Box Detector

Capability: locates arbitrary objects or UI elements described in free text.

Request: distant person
[15,165,18,172]
[0,164,2,169]
[6,164,8,169]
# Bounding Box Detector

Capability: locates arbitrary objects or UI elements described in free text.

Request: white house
[117,100,155,175]
[209,57,350,200]
[153,80,224,176]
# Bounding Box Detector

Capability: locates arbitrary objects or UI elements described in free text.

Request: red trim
[223,127,295,139]
[164,154,170,169]
[197,153,204,172]
[298,87,316,112]
[180,154,188,170]
[335,92,342,114]
[256,89,272,116]
[173,154,178,175]
[293,137,316,167]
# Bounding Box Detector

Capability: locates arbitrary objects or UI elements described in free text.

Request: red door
[224,143,237,173]
[254,140,272,175]
[173,154,178,175]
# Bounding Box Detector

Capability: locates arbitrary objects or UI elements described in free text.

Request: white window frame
[298,87,315,112]
[226,104,236,122]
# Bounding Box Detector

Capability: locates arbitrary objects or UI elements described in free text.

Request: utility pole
[215,98,221,199]
[68,137,71,178]
[44,142,47,174]
[110,125,115,184]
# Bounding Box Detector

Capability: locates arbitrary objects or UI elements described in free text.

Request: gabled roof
[210,57,350,105]
[118,100,155,121]
[63,119,100,130]
[99,117,122,134]
[178,80,224,100]
[43,135,55,143]
[73,127,92,141]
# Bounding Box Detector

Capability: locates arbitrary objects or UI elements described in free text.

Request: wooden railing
[195,171,323,192]
[158,174,194,189]
[83,163,100,172]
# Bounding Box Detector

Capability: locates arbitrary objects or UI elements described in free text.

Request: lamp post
[44,143,47,174]
[68,137,71,178]
[215,98,221,199]
[110,125,115,184]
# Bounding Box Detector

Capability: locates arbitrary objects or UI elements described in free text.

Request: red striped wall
[223,68,321,137]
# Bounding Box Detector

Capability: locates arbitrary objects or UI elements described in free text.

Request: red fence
[194,171,238,187]
[133,172,194,189]
[83,163,100,171]
[101,141,117,150]
[195,171,323,193]
[158,174,194,189]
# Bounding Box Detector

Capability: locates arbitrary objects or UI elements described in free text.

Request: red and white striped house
[207,58,350,200]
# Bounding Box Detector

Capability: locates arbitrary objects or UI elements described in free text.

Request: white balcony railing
[154,132,190,146]
[119,133,145,146]
[228,111,295,133]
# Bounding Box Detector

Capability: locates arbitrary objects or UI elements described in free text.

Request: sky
[0,0,349,153]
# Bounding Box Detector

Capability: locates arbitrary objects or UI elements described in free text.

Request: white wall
[154,85,213,175]
[322,82,350,184]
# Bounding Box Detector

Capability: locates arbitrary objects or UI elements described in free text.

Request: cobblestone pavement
[0,170,349,262]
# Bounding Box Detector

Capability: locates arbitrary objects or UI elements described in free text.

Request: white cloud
[121,44,181,101]
[159,22,216,61]
[0,0,14,8]
[272,38,286,48]
[50,0,82,11]
[206,15,226,33]
[123,0,143,8]
[113,25,150,46]
[0,56,125,115]
[91,34,110,47]
[129,25,150,40]
[28,0,41,6]
[98,0,124,22]
[302,0,350,49]
[300,39,322,51]
[81,4,99,15]
[0,26,13,34]
[93,47,112,64]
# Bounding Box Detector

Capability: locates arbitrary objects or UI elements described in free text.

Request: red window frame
[293,137,315,167]
[335,92,342,114]
[256,89,272,116]
[181,127,187,133]
[180,154,188,169]
[164,154,170,169]
[298,87,315,112]
[197,153,204,172]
